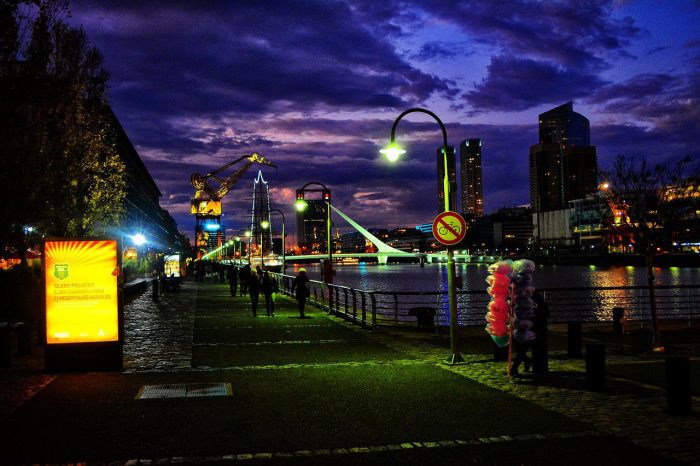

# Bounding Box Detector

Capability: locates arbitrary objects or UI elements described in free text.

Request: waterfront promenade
[1,279,699,465]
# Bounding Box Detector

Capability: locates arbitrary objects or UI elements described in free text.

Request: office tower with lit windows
[529,102,598,212]
[296,199,327,253]
[437,145,457,214]
[459,139,484,218]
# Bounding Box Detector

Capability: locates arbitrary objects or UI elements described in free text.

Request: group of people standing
[225,265,310,318]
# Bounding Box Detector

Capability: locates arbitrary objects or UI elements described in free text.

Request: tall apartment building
[459,139,484,219]
[436,145,457,214]
[529,102,598,213]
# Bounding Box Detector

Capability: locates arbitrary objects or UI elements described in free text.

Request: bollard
[567,322,582,358]
[152,279,159,302]
[0,325,10,367]
[612,307,624,335]
[666,357,692,415]
[493,343,508,362]
[585,343,606,390]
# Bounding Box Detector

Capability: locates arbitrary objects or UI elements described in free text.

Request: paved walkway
[0,279,697,465]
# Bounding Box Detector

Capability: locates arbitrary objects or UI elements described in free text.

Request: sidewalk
[0,279,697,465]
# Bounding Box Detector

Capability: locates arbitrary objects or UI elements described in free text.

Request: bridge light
[295,199,308,211]
[380,142,405,162]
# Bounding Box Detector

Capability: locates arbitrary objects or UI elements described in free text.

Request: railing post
[343,288,349,319]
[393,293,399,325]
[335,286,340,315]
[361,292,367,327]
[370,292,377,330]
[351,289,357,323]
[320,285,326,312]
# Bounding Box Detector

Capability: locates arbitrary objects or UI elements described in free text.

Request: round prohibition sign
[432,211,467,246]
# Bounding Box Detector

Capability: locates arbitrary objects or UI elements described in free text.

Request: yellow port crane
[191,153,275,259]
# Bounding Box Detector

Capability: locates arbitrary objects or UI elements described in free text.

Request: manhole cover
[135,383,232,399]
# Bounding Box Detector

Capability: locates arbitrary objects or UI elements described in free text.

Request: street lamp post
[295,182,333,283]
[260,220,270,268]
[381,107,463,364]
[269,209,286,270]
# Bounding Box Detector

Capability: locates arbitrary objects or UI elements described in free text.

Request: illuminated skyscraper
[529,102,597,213]
[296,199,327,253]
[437,145,457,213]
[459,139,484,218]
[250,170,273,256]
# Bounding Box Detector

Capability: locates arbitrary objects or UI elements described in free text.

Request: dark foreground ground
[1,279,698,465]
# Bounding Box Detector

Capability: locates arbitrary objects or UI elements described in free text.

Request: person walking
[261,271,278,317]
[291,268,310,318]
[239,264,250,296]
[248,270,261,317]
[227,266,238,297]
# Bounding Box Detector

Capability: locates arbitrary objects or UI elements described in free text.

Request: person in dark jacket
[291,268,310,318]
[239,265,250,296]
[261,271,278,317]
[248,270,261,317]
[227,266,238,297]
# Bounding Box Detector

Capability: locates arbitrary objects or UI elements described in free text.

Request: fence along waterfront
[270,272,700,329]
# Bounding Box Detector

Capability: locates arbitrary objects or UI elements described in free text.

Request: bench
[407,307,436,328]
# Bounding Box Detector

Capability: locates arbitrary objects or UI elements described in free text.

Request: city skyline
[64,1,700,239]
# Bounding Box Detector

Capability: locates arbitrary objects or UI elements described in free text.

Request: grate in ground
[135,383,232,399]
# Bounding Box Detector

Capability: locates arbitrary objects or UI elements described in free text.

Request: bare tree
[601,155,698,349]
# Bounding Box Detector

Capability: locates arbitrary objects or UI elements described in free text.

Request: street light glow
[295,199,308,211]
[131,233,146,246]
[261,220,270,229]
[380,142,405,162]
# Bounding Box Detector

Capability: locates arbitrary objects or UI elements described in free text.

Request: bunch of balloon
[484,260,513,348]
[511,259,537,344]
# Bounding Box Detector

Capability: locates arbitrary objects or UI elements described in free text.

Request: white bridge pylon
[329,204,405,255]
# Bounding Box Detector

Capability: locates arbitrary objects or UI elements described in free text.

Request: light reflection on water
[290,262,700,292]
[288,262,700,322]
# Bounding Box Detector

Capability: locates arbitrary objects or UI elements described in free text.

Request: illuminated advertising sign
[164,254,180,277]
[44,239,120,344]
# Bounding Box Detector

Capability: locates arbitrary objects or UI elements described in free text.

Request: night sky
[68,1,700,242]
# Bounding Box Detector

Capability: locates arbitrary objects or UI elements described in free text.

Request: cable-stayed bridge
[286,204,489,264]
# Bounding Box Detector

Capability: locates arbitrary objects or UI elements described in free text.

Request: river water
[286,262,700,292]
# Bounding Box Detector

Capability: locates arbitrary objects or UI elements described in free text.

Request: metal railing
[271,272,700,330]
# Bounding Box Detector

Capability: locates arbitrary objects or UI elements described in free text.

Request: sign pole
[432,210,467,364]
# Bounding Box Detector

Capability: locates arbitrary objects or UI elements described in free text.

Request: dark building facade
[459,139,484,218]
[437,146,458,213]
[296,199,327,253]
[467,207,533,251]
[108,109,187,254]
[529,102,598,213]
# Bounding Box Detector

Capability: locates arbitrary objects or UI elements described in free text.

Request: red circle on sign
[432,211,467,246]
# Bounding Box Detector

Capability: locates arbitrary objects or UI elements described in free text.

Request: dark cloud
[72,0,453,120]
[418,0,639,69]
[463,55,608,112]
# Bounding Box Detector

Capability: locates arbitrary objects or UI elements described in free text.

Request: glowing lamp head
[131,233,146,246]
[295,199,308,211]
[234,236,240,242]
[380,142,405,162]
[260,220,270,229]
[244,230,252,237]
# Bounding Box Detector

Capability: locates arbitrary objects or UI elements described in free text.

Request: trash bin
[408,307,436,328]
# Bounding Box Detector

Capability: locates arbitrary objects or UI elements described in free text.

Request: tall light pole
[381,107,463,364]
[260,220,269,268]
[269,208,286,270]
[295,182,333,283]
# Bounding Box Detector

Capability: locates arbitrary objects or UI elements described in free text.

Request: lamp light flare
[131,233,146,246]
[261,220,270,229]
[295,199,308,211]
[380,143,406,162]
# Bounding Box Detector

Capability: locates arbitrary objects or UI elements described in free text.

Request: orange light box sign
[45,240,119,344]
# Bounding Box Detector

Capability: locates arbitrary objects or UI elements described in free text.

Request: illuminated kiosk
[43,238,124,371]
